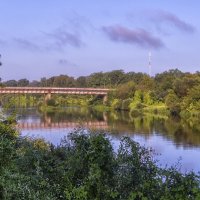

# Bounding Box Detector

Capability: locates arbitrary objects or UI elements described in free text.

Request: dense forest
[2,69,200,118]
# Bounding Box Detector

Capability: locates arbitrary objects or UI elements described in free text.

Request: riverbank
[1,92,200,124]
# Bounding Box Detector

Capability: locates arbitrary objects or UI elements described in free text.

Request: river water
[15,107,200,173]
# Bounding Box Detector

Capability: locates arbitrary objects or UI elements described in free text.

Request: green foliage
[154,69,183,97]
[53,75,75,87]
[17,79,29,87]
[165,90,181,115]
[111,99,122,110]
[136,75,155,91]
[143,104,168,115]
[76,76,87,87]
[1,123,200,200]
[143,91,154,105]
[1,94,39,108]
[182,85,200,112]
[46,98,57,107]
[0,123,18,172]
[115,81,135,100]
[2,68,200,118]
[129,90,143,109]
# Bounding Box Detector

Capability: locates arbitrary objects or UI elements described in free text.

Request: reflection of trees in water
[164,117,200,147]
[43,107,104,123]
[107,111,156,135]
[10,107,200,147]
[8,107,41,120]
[107,112,200,148]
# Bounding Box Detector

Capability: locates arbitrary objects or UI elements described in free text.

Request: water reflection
[107,112,200,148]
[17,107,108,129]
[13,107,200,148]
[13,107,200,172]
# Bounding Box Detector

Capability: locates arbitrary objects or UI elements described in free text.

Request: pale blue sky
[0,0,199,80]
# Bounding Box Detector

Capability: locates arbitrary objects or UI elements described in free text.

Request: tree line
[3,70,148,88]
[2,69,200,117]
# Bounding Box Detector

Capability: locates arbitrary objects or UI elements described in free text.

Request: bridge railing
[0,87,113,95]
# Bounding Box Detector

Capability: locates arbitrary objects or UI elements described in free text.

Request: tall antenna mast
[148,51,151,77]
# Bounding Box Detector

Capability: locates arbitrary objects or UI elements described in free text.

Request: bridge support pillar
[45,93,51,103]
[103,112,108,121]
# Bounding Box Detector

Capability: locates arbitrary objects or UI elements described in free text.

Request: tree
[154,69,183,100]
[136,75,155,91]
[181,85,200,112]
[115,81,135,100]
[53,75,75,87]
[86,72,105,87]
[40,77,47,87]
[106,70,126,87]
[173,74,200,98]
[17,79,29,87]
[29,80,40,87]
[165,90,180,115]
[4,80,18,87]
[76,76,87,87]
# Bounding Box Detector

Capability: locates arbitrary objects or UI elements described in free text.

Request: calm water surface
[15,107,200,173]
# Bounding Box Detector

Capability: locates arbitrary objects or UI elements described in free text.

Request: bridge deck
[0,87,111,95]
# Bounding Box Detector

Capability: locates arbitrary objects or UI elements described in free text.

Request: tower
[148,51,151,77]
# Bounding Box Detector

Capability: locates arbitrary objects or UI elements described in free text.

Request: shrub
[1,126,200,199]
[46,98,57,107]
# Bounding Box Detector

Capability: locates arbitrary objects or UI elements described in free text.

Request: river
[14,107,200,173]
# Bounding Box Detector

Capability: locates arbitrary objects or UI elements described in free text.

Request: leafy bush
[111,99,122,110]
[46,98,57,107]
[165,90,181,115]
[0,125,200,199]
[115,81,135,100]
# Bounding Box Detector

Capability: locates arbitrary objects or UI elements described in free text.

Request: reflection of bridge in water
[17,121,108,130]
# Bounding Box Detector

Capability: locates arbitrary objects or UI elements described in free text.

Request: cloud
[44,27,83,49]
[6,14,89,52]
[13,38,41,51]
[151,11,195,33]
[12,27,84,52]
[102,25,164,49]
[58,59,77,67]
[12,18,85,52]
[66,11,95,33]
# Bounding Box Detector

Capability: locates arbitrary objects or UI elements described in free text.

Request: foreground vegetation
[0,120,200,199]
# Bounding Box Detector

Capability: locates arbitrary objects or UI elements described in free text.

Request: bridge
[0,87,111,102]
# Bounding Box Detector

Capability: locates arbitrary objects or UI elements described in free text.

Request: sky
[0,0,200,81]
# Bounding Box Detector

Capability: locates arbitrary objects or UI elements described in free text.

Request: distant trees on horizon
[2,68,200,117]
[4,68,199,89]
